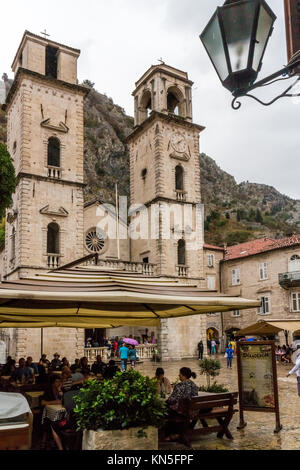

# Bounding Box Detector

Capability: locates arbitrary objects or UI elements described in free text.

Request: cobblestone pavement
[136,356,300,451]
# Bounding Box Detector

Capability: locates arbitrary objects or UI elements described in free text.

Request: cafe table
[25,391,44,409]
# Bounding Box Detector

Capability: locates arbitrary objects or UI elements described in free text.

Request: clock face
[171,132,187,153]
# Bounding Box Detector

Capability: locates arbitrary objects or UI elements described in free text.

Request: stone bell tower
[127,64,208,361]
[3,31,88,281]
[127,63,206,283]
[1,31,88,361]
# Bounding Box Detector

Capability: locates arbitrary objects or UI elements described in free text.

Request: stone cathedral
[0,31,224,361]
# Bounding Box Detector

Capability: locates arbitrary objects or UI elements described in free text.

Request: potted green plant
[198,358,228,393]
[74,369,167,450]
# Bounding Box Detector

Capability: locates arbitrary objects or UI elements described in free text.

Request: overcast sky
[1,0,299,199]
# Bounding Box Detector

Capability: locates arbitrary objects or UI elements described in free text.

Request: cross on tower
[158,57,165,65]
[40,29,50,39]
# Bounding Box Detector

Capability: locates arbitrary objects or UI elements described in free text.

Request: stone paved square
[136,357,300,451]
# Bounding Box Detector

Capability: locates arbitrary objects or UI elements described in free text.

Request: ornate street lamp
[200,0,300,109]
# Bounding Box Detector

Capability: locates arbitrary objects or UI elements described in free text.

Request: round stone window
[85,228,107,253]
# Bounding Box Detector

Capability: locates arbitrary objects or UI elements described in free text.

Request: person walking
[226,344,234,369]
[211,339,216,355]
[197,340,204,360]
[119,343,129,371]
[128,345,137,369]
[207,339,211,355]
[287,346,300,396]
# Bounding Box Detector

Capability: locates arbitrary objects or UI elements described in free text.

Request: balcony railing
[47,254,61,269]
[176,265,189,277]
[47,166,62,179]
[279,271,300,288]
[84,344,157,364]
[84,258,157,277]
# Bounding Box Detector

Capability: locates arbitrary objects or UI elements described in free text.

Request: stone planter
[82,426,158,450]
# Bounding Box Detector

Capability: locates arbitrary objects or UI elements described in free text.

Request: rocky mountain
[1,78,299,246]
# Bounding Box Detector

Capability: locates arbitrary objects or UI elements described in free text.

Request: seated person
[103,360,121,379]
[70,359,81,373]
[281,345,290,364]
[79,357,90,375]
[164,367,199,442]
[12,358,34,384]
[61,367,74,392]
[40,375,64,450]
[39,354,50,368]
[60,357,70,370]
[153,368,172,398]
[25,356,39,375]
[91,355,107,376]
[1,358,16,377]
[50,353,62,371]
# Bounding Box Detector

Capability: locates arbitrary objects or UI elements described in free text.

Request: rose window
[85,229,106,253]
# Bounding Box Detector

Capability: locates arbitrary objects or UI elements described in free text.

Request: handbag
[224,352,228,358]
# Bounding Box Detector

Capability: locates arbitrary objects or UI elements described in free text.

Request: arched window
[47,137,60,167]
[167,86,185,117]
[47,223,60,254]
[289,255,300,273]
[139,90,152,123]
[178,239,186,266]
[175,165,184,191]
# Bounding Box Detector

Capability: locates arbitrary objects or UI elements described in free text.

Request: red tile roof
[203,243,225,252]
[224,235,300,261]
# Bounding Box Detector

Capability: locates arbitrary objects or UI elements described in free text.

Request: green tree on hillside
[0,143,17,219]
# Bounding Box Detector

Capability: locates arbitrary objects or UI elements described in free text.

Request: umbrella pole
[41,328,43,357]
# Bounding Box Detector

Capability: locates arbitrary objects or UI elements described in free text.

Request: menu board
[239,343,275,410]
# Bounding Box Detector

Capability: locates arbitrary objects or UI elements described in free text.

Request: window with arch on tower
[139,90,152,123]
[167,86,185,117]
[47,137,61,178]
[175,165,184,191]
[177,239,186,266]
[47,222,60,269]
[47,223,60,254]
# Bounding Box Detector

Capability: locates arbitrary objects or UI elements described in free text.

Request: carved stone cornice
[41,119,69,133]
[40,205,69,217]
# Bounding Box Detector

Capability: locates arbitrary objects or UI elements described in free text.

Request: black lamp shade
[200,0,276,93]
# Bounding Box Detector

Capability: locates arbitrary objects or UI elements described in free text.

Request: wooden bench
[167,392,239,447]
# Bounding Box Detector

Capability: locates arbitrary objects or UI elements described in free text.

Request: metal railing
[279,271,300,288]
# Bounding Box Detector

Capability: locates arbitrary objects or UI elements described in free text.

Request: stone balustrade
[84,258,157,276]
[84,344,157,364]
[47,254,61,269]
[176,265,189,277]
[175,190,187,202]
[47,166,62,179]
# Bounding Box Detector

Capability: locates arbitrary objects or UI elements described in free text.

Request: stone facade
[0,33,244,362]
[221,241,300,344]
[1,32,87,361]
